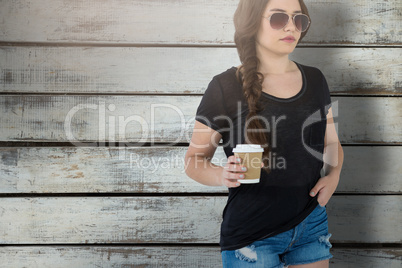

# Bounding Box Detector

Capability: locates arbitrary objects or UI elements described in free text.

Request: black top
[195,62,332,251]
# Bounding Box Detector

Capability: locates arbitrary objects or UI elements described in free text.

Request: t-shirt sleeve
[321,71,332,115]
[195,77,228,134]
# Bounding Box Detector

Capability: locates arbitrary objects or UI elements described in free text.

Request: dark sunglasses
[263,12,310,32]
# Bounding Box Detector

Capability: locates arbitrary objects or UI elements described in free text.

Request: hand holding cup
[221,155,248,188]
[220,144,264,188]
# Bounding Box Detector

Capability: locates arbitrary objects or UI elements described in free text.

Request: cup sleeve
[195,78,229,134]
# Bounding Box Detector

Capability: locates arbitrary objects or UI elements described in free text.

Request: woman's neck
[255,42,296,75]
[237,54,297,76]
[258,55,294,75]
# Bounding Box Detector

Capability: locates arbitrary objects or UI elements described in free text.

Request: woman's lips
[281,36,296,43]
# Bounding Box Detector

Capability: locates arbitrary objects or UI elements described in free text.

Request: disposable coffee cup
[232,144,264,184]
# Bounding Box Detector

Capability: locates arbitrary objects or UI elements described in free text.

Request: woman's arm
[310,107,344,205]
[323,107,344,177]
[184,121,245,188]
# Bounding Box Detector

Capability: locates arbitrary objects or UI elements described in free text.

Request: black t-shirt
[195,61,332,251]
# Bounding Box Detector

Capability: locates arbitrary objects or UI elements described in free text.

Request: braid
[236,40,270,173]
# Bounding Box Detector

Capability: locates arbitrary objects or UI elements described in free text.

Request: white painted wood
[0,146,400,194]
[331,248,402,268]
[0,0,399,265]
[290,48,402,94]
[1,47,400,94]
[0,46,240,94]
[335,97,401,144]
[0,96,400,144]
[0,196,224,244]
[0,0,400,45]
[328,196,402,243]
[338,147,402,193]
[0,95,198,143]
[0,247,401,268]
[0,196,400,244]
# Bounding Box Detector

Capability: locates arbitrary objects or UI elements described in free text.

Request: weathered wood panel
[0,0,400,45]
[0,0,399,266]
[0,247,401,268]
[330,248,402,268]
[0,96,401,144]
[0,146,400,194]
[291,48,402,95]
[1,47,401,94]
[0,196,400,244]
[330,196,402,243]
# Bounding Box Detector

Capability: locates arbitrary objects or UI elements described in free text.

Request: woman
[185,0,344,267]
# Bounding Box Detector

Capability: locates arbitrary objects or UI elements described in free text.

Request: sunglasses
[263,12,310,32]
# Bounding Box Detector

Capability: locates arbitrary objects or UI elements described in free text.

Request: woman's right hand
[220,155,248,188]
[220,155,265,188]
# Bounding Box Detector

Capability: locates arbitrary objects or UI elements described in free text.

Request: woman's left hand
[309,174,340,207]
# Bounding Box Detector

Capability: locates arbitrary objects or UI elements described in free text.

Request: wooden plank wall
[0,0,401,267]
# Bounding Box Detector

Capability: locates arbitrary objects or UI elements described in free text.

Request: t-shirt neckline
[232,61,307,103]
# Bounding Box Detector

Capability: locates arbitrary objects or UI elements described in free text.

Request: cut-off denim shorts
[221,204,333,268]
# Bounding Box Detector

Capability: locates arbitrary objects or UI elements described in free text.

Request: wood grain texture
[0,0,400,45]
[0,96,401,144]
[330,248,402,268]
[0,247,401,268]
[0,196,400,244]
[0,0,400,265]
[0,146,401,194]
[1,47,401,94]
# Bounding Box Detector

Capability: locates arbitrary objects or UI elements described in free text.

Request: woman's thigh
[289,259,329,268]
[221,229,293,268]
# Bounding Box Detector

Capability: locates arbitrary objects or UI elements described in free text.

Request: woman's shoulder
[295,62,326,78]
[208,66,243,92]
[206,66,244,104]
[212,66,239,82]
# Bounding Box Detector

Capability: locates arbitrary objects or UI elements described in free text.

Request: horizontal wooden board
[0,96,400,144]
[0,247,401,268]
[0,146,401,194]
[0,196,400,244]
[330,248,402,268]
[0,0,400,45]
[1,47,401,94]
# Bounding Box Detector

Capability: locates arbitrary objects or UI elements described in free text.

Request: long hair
[233,0,310,173]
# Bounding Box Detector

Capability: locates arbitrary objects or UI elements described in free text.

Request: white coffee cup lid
[232,144,264,153]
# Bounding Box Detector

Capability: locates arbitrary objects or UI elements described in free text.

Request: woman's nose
[284,17,297,31]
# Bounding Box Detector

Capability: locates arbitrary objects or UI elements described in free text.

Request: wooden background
[0,0,401,267]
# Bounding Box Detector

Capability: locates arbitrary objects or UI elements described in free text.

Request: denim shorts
[221,204,333,268]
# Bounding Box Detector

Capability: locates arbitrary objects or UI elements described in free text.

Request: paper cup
[232,144,264,184]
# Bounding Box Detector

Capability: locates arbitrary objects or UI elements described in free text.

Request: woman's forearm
[323,141,344,179]
[184,154,224,186]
